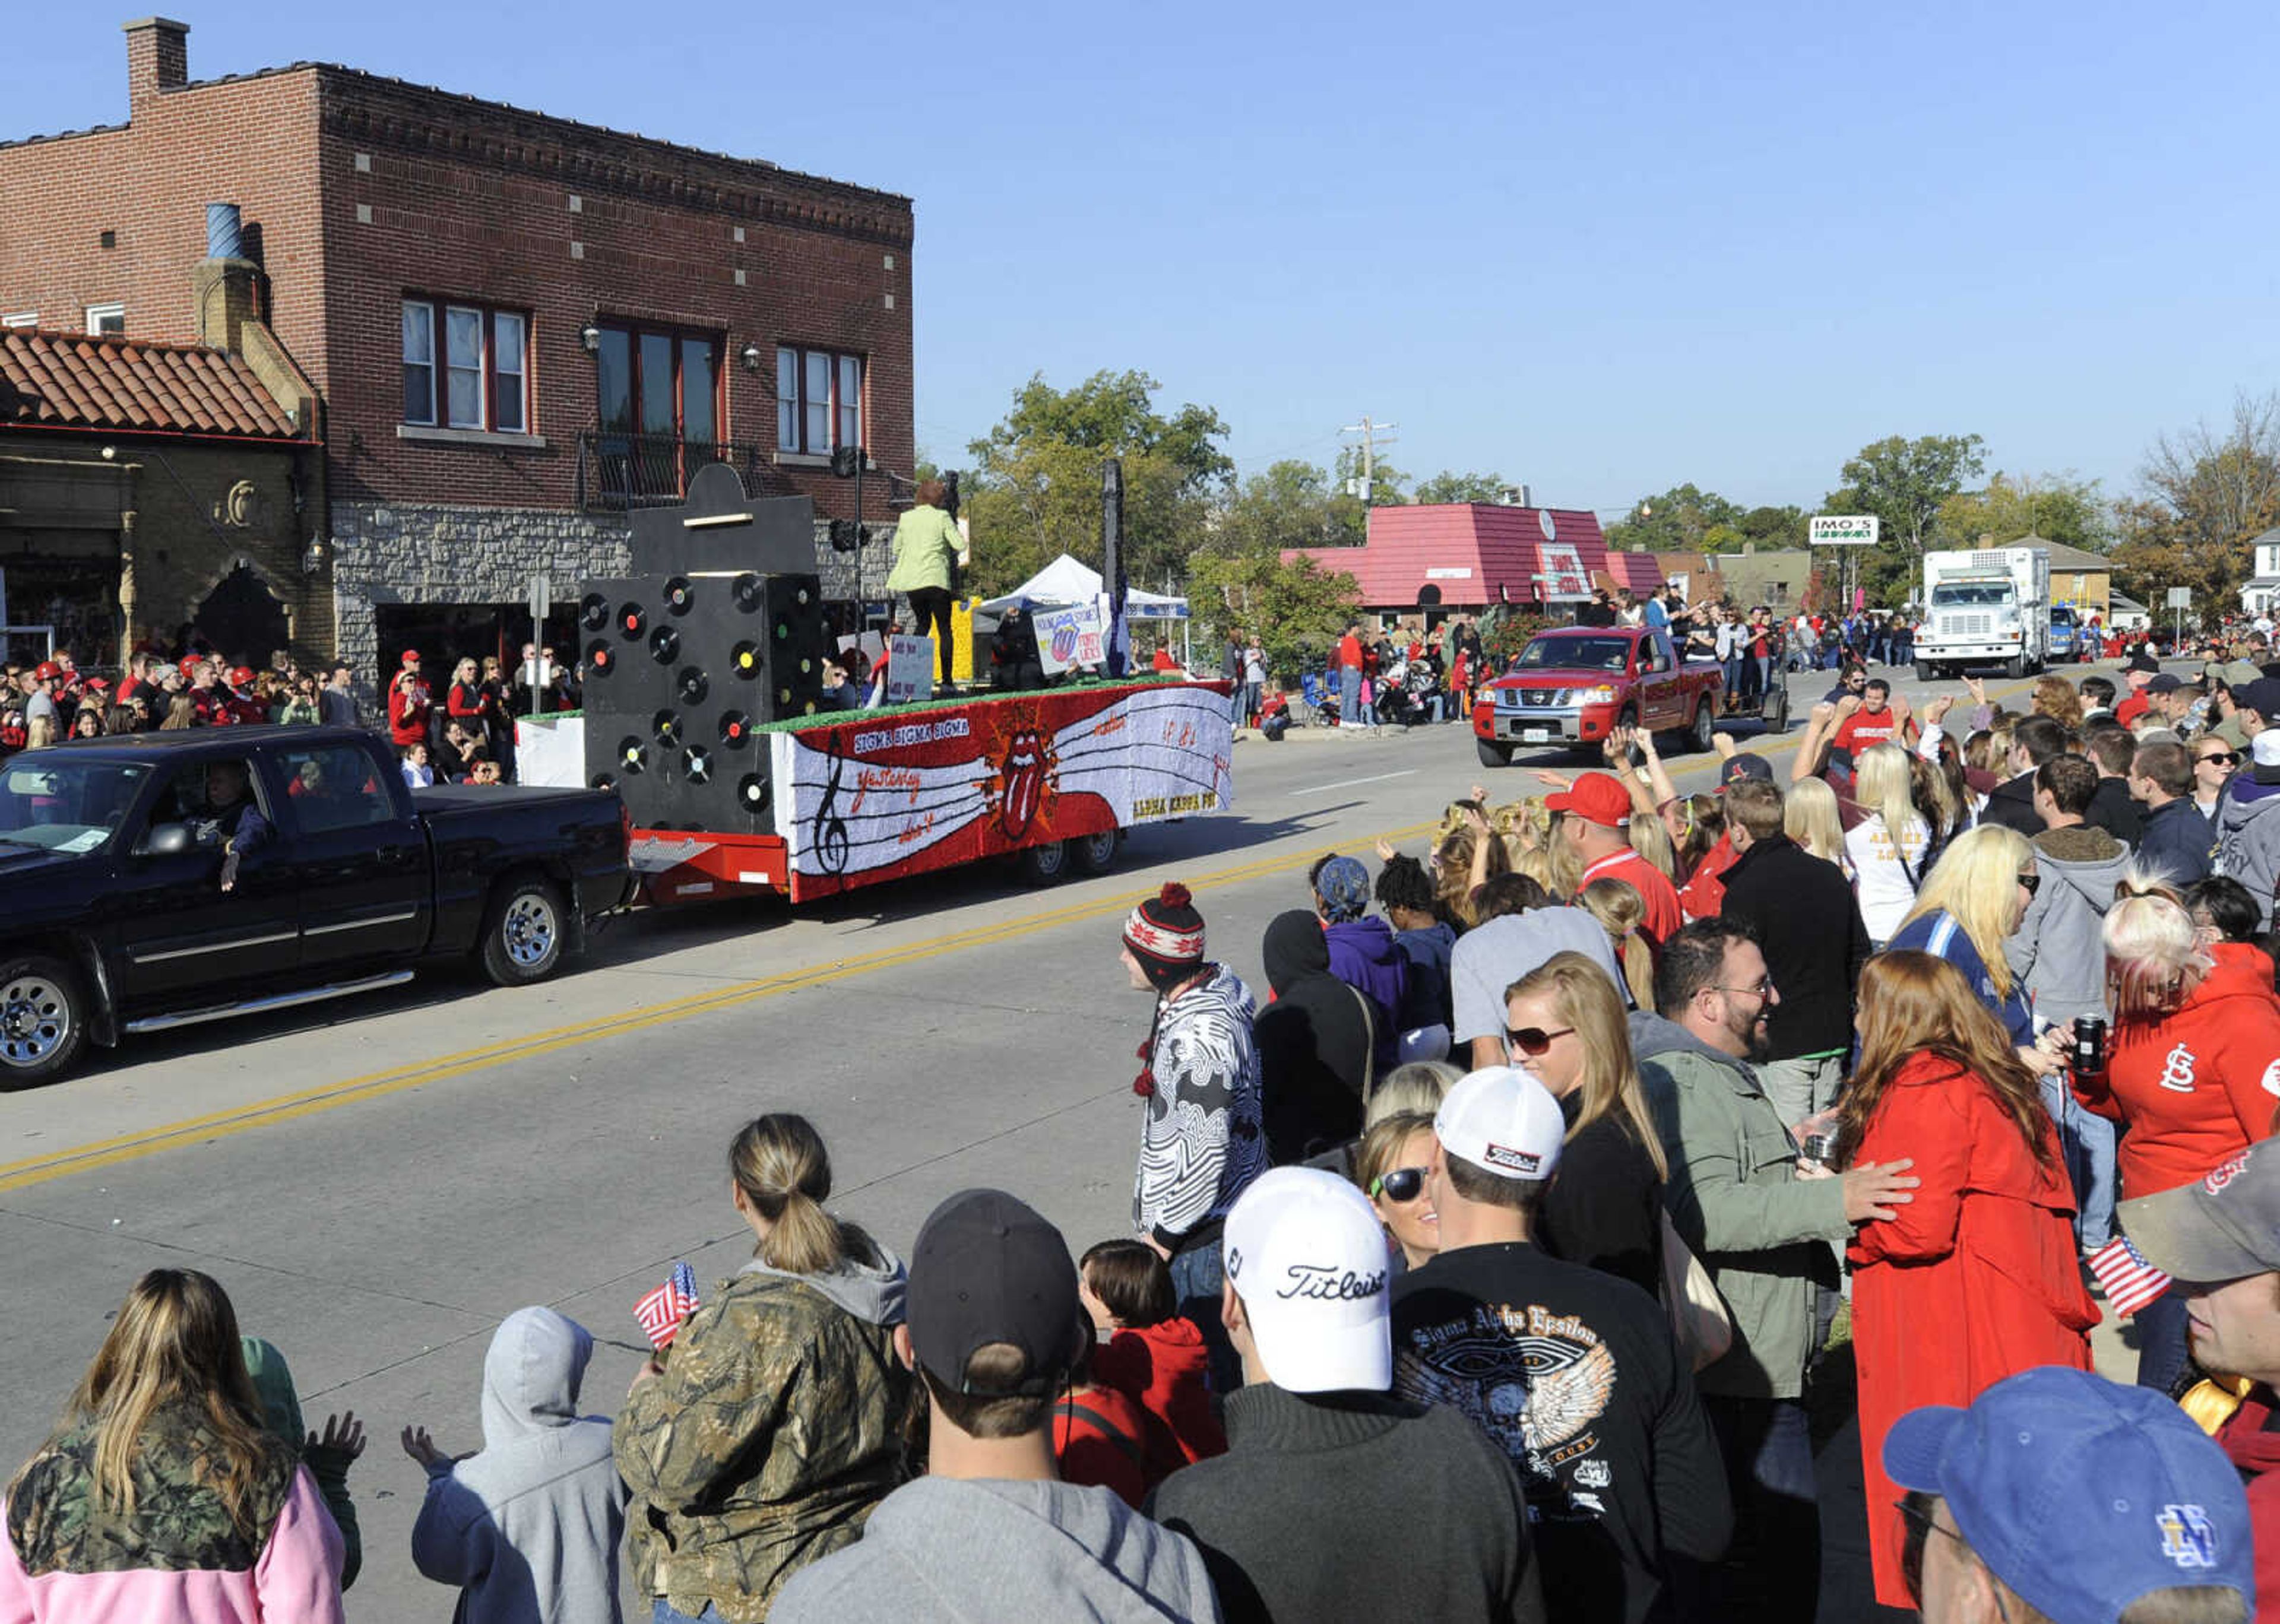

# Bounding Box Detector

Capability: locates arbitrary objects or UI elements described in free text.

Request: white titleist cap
[1223,1167,1392,1394]
[1435,1065,1567,1182]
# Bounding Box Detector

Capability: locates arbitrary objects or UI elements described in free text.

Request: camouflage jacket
[7,1403,298,1576]
[612,1252,910,1623]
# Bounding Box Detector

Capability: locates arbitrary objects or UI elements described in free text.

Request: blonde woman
[1626,802,1679,881]
[1889,827,2067,1087]
[1430,822,1506,928]
[1782,775,1850,875]
[2029,674,2084,732]
[1845,744,1931,946]
[2,1269,344,1620]
[1354,1110,1440,1270]
[615,1114,909,1623]
[1504,951,1670,1296]
[1577,876,1657,1010]
[1365,1060,1460,1129]
[22,715,55,751]
[160,694,195,730]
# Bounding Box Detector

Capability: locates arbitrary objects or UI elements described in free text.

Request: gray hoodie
[768,1476,1224,1623]
[411,1306,628,1624]
[2216,775,2280,931]
[2005,825,2136,1027]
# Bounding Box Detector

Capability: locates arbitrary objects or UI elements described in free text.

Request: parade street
[0,661,2129,1619]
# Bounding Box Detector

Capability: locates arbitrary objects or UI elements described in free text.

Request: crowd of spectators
[1,635,584,788]
[17,637,2280,1623]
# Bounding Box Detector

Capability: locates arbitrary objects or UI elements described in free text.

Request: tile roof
[1287,504,1611,608]
[0,329,306,442]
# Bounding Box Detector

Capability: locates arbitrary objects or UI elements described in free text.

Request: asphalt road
[0,656,2119,1619]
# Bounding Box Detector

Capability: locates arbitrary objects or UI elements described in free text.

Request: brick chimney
[124,17,189,119]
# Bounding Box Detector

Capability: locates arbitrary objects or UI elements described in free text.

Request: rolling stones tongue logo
[998,728,1047,839]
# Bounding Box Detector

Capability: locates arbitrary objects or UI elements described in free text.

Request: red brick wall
[0,40,914,526]
[314,69,913,523]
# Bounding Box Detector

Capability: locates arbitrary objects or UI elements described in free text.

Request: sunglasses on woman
[1370,1166,1428,1203]
[2200,750,2238,766]
[2018,870,2041,896]
[1505,1024,1576,1057]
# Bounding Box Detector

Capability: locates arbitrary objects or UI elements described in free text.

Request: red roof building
[1287,503,1613,615]
[1,328,309,441]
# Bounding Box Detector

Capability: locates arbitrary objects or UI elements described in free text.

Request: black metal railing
[575,430,753,512]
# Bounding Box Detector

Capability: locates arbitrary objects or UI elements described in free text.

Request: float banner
[1033,600,1107,675]
[768,680,1234,902]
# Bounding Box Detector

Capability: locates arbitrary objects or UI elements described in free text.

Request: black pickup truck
[0,727,634,1086]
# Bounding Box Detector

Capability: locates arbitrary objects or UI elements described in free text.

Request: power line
[1339,416,1399,503]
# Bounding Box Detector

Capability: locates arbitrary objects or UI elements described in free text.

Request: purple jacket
[1323,916,1407,1069]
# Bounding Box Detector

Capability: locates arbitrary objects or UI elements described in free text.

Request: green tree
[1823,432,1988,604]
[1601,484,1744,553]
[1187,547,1364,681]
[1210,460,1339,556]
[2110,392,2280,612]
[962,370,1231,596]
[1936,471,2114,555]
[1413,470,1512,505]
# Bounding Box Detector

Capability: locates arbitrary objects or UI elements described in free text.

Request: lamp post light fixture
[578,323,601,356]
[739,342,762,373]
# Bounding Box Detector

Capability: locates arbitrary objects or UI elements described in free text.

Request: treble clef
[813,735,851,876]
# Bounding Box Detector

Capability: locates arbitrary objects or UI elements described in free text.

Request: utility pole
[1340,416,1398,506]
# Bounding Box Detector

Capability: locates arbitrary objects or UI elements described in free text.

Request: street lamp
[578,323,600,355]
[739,342,762,373]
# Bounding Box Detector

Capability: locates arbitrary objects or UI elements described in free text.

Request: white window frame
[442,304,487,431]
[1,313,36,329]
[84,303,124,336]
[401,299,437,426]
[775,344,865,454]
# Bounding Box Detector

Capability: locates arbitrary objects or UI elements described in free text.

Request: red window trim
[401,295,531,434]
[594,319,724,446]
[776,343,864,454]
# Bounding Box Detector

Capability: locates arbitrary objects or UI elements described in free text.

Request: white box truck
[1915,546,2050,680]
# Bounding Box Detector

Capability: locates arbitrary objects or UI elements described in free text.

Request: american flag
[635,1262,700,1349]
[2089,1236,2173,1317]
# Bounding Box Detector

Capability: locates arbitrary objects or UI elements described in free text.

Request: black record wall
[581,572,831,832]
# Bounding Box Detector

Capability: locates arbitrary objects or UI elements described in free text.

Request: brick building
[0,17,913,682]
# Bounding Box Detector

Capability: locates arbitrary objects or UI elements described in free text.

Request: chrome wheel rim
[503,895,557,968]
[0,976,68,1068]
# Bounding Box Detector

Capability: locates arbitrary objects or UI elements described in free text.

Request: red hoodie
[2075,942,2280,1199]
[1090,1317,1227,1482]
[1051,1383,1154,1509]
[2217,1387,2280,1622]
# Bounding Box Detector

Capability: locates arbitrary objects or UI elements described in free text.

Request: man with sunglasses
[1632,919,1920,1624]
[1389,1068,1730,1624]
[1882,1366,2251,1624]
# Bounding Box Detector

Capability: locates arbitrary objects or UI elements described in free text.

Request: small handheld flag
[2089,1236,2173,1318]
[635,1261,700,1350]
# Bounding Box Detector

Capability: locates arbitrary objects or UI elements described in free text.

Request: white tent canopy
[977,553,1188,619]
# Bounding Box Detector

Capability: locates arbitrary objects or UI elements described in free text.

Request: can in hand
[2072,1015,2107,1077]
[1800,1128,1842,1168]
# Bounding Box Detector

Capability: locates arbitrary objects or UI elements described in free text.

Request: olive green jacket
[612,1249,909,1623]
[884,505,961,595]
[1630,1013,1851,1401]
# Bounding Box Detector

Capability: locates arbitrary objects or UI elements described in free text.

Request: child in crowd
[1078,1239,1227,1482]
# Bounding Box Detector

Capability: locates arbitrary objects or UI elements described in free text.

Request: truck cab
[1915,547,2051,680]
[2048,605,2082,663]
[1471,626,1721,765]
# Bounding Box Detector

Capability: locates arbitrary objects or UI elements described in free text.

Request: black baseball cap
[1718,753,1773,792]
[2237,677,2280,721]
[907,1189,1081,1397]
[2145,673,2185,694]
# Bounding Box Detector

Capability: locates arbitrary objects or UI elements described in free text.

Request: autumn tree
[1186,547,1364,681]
[2110,392,2280,612]
[1822,433,1988,603]
[1936,471,2114,556]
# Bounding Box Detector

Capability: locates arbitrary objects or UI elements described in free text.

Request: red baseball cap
[1547,771,1632,828]
[230,665,254,686]
[31,661,61,681]
[401,649,422,666]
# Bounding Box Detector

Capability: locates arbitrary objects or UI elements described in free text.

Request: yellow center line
[0,817,1445,1194]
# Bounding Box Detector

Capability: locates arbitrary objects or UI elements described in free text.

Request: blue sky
[10,1,2278,515]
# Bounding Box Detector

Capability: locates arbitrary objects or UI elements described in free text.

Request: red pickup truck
[1472,626,1724,767]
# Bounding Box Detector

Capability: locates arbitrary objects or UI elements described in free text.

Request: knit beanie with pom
[1123,881,1205,991]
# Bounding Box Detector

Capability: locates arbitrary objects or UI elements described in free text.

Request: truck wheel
[1476,738,1514,769]
[480,877,568,987]
[1916,662,1935,684]
[1767,684,1792,734]
[0,954,87,1089]
[1069,828,1120,876]
[1686,700,1714,753]
[1017,839,1069,886]
[2005,655,2026,680]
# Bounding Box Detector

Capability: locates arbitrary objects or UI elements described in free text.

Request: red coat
[388,683,431,747]
[1090,1317,1227,1482]
[1848,1052,2098,1609]
[2076,941,2280,1200]
[1050,1382,1154,1509]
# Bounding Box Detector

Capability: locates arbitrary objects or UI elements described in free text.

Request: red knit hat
[1123,881,1204,988]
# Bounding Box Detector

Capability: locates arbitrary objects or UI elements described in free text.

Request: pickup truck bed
[0,726,632,1086]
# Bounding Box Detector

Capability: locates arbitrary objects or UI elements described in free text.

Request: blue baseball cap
[1884,1366,2252,1623]
[1313,855,1372,922]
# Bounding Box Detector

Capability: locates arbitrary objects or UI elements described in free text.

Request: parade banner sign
[1033,599,1108,675]
[768,680,1234,902]
[885,635,936,705]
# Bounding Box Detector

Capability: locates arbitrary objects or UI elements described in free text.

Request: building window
[775,344,863,454]
[588,321,724,506]
[84,303,124,336]
[400,297,530,434]
[1,313,34,329]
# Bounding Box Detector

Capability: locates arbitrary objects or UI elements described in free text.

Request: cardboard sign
[885,635,935,705]
[1034,600,1107,675]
